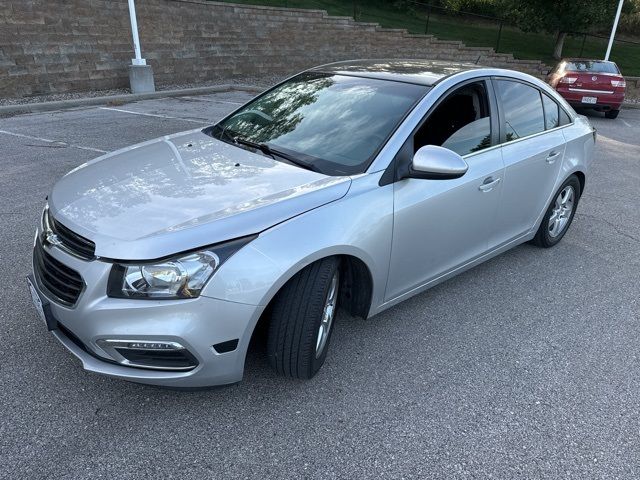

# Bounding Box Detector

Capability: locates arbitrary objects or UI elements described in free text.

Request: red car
[547,59,626,119]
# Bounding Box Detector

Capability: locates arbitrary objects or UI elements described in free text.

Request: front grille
[49,211,96,260]
[33,242,84,306]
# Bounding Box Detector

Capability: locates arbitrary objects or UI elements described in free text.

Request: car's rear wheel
[267,257,340,379]
[605,109,620,119]
[531,175,581,248]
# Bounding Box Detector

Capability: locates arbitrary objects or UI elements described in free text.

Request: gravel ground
[0,93,639,479]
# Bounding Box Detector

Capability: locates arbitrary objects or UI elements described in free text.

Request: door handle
[478,177,501,192]
[546,151,561,164]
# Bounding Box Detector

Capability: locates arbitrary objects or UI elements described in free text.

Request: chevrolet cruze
[28,60,595,387]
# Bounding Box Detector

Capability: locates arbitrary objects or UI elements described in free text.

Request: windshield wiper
[234,137,320,173]
[211,124,238,144]
[211,125,320,173]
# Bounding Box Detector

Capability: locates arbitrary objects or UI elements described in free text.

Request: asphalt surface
[1,92,639,479]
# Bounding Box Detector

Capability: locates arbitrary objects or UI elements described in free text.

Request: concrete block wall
[625,76,640,99]
[0,0,549,98]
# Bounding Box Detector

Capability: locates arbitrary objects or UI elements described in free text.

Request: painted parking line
[621,119,632,128]
[98,106,206,124]
[0,129,106,153]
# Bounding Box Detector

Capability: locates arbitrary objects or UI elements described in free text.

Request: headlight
[107,236,256,299]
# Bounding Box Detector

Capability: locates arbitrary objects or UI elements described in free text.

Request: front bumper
[31,240,264,388]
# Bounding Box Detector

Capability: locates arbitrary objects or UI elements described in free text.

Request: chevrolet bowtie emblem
[45,230,62,247]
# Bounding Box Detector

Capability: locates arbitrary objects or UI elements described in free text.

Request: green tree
[619,0,640,35]
[501,0,619,59]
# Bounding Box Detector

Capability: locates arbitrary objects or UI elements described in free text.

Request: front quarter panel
[202,172,393,316]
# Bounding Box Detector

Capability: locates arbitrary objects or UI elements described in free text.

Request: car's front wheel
[267,257,340,379]
[531,175,581,248]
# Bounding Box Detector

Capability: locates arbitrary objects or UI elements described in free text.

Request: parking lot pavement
[1,92,639,479]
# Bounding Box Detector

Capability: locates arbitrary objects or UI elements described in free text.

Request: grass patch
[218,0,640,76]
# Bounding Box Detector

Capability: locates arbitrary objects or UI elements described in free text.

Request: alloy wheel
[315,271,339,358]
[548,185,575,238]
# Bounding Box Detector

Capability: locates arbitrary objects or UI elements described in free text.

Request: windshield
[565,61,619,74]
[210,73,429,175]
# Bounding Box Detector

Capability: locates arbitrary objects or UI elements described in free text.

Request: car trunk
[567,71,623,94]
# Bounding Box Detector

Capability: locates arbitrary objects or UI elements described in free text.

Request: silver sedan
[28,60,595,387]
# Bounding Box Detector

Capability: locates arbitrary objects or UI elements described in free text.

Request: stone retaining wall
[0,0,552,98]
[624,76,640,100]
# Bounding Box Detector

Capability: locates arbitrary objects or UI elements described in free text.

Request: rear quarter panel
[561,115,595,184]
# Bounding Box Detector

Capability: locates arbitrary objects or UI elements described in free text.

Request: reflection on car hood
[49,129,351,260]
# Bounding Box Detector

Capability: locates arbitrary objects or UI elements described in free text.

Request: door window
[495,80,545,141]
[413,81,492,156]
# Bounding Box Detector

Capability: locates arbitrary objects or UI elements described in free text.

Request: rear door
[491,79,565,246]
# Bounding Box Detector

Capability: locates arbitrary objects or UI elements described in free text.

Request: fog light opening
[97,339,198,371]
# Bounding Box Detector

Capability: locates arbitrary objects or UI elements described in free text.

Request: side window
[541,93,559,130]
[413,81,492,156]
[496,80,545,141]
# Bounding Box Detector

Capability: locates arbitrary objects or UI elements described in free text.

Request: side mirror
[409,145,468,180]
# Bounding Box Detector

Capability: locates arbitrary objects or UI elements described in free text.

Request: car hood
[49,129,351,260]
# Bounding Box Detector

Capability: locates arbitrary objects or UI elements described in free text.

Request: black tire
[605,109,620,119]
[267,257,340,379]
[531,175,581,248]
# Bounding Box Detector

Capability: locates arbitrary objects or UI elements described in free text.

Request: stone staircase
[142,1,549,83]
[313,18,539,70]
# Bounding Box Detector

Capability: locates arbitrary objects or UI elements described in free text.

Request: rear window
[565,61,619,74]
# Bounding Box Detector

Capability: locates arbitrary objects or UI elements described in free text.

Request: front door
[385,79,505,301]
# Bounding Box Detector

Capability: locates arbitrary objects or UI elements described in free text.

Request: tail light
[611,79,626,88]
[558,76,577,84]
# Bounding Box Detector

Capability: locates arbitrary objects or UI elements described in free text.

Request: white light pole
[605,0,624,61]
[127,0,146,66]
[126,0,155,93]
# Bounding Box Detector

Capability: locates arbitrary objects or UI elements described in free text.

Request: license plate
[581,96,597,104]
[27,277,47,327]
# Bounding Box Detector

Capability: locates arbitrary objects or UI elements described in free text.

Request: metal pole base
[128,64,155,94]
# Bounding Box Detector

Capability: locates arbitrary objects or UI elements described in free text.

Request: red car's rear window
[565,61,620,74]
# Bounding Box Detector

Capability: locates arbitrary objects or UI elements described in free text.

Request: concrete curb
[623,101,640,110]
[0,84,265,116]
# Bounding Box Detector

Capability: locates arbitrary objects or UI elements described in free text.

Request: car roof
[308,59,483,86]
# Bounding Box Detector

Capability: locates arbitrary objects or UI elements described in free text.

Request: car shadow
[572,107,606,119]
